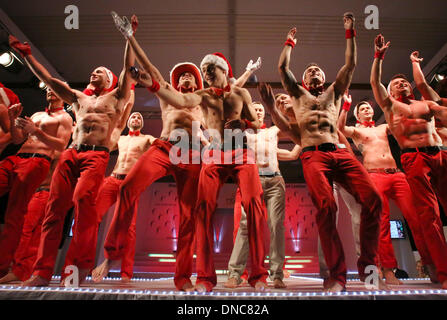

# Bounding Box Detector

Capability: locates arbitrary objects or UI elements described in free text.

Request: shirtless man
[338,93,427,285]
[275,14,384,292]
[225,101,300,289]
[370,34,447,289]
[8,23,135,286]
[0,83,20,154]
[0,86,73,280]
[94,110,155,282]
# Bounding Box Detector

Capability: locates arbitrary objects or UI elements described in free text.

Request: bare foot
[181,282,194,292]
[92,259,119,283]
[324,280,346,293]
[383,268,403,285]
[22,275,49,287]
[365,278,390,291]
[224,277,240,288]
[254,281,268,292]
[426,264,439,283]
[442,279,447,289]
[283,269,291,278]
[121,276,131,283]
[0,272,19,284]
[273,278,287,289]
[195,283,211,293]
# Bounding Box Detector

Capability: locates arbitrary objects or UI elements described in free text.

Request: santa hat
[200,52,236,83]
[169,62,203,91]
[0,82,20,107]
[127,112,144,130]
[100,66,118,91]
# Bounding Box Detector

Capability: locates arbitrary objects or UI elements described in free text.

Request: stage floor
[1,273,446,300]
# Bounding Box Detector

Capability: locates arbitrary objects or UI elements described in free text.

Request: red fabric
[0,84,20,107]
[284,39,296,48]
[401,151,447,282]
[345,29,356,39]
[103,139,201,290]
[356,120,375,128]
[147,79,160,93]
[396,93,415,103]
[128,130,140,136]
[31,148,109,281]
[0,156,50,276]
[302,82,324,97]
[94,176,138,278]
[212,52,234,79]
[12,190,49,281]
[45,106,64,115]
[342,101,351,111]
[233,187,252,281]
[9,35,31,57]
[374,51,385,60]
[210,84,231,98]
[368,172,430,269]
[300,148,381,287]
[194,148,268,291]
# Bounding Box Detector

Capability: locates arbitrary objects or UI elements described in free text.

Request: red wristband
[131,83,135,91]
[345,29,356,39]
[342,101,351,111]
[147,80,160,93]
[374,51,385,60]
[284,39,296,49]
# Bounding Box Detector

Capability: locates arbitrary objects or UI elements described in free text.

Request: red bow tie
[260,123,267,129]
[357,120,375,128]
[179,86,195,93]
[45,106,64,115]
[396,93,415,104]
[302,83,324,97]
[83,87,103,96]
[129,130,140,136]
[210,84,231,97]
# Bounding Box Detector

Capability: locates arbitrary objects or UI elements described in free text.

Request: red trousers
[401,150,447,283]
[194,148,268,290]
[0,155,50,277]
[104,139,201,290]
[12,190,49,281]
[300,148,381,287]
[232,187,249,281]
[31,148,109,281]
[95,176,137,278]
[369,171,429,269]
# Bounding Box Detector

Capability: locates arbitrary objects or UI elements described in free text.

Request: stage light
[38,81,47,90]
[0,51,13,67]
[435,73,445,82]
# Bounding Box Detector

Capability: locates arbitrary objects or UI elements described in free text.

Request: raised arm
[234,57,262,88]
[277,144,301,161]
[278,28,303,98]
[258,82,300,144]
[240,89,261,129]
[116,85,136,133]
[370,34,392,112]
[9,36,77,104]
[411,51,444,105]
[337,91,355,137]
[333,13,357,97]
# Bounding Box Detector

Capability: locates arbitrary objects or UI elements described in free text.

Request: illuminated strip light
[285,259,312,263]
[289,228,300,252]
[284,264,304,269]
[159,259,176,263]
[213,224,224,253]
[172,226,177,252]
[148,254,174,258]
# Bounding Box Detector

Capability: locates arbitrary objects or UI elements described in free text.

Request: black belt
[159,136,194,148]
[259,172,282,177]
[71,144,110,153]
[301,143,347,153]
[17,153,51,162]
[367,168,401,174]
[401,146,447,154]
[111,173,127,180]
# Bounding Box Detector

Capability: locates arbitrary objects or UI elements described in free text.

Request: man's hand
[286,27,297,45]
[410,51,423,63]
[258,82,276,111]
[343,12,355,30]
[8,103,23,119]
[132,68,153,87]
[343,90,352,104]
[374,34,391,54]
[9,35,31,57]
[111,11,133,38]
[246,57,262,72]
[131,15,138,34]
[224,119,246,131]
[15,116,37,134]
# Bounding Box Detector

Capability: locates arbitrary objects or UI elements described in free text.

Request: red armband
[147,80,160,93]
[284,39,296,49]
[345,29,356,39]
[342,101,351,111]
[374,51,385,60]
[131,83,135,91]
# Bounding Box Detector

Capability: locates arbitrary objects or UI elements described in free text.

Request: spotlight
[38,81,47,90]
[0,52,13,67]
[435,74,445,82]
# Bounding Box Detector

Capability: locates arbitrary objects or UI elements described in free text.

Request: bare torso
[72,90,125,147]
[159,101,202,139]
[18,110,72,158]
[292,85,339,148]
[246,126,280,173]
[437,126,447,146]
[112,134,153,175]
[351,124,397,169]
[385,99,442,149]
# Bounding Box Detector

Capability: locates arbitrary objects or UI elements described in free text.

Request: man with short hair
[273,13,384,292]
[9,18,135,286]
[338,92,428,285]
[370,34,447,289]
